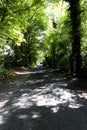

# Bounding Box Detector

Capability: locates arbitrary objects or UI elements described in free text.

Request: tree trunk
[51,42,56,69]
[69,0,82,76]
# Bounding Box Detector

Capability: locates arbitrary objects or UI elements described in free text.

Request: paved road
[0,67,87,130]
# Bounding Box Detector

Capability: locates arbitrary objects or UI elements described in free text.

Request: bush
[0,66,7,79]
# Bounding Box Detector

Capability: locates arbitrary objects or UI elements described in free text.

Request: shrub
[0,66,7,79]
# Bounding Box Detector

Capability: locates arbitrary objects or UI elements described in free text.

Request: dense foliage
[0,0,87,77]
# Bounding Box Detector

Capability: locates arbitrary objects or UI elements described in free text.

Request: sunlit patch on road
[11,81,83,112]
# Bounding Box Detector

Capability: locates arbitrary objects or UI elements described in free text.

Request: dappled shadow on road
[0,68,30,104]
[0,67,87,130]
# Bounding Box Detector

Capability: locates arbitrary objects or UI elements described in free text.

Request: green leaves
[0,0,87,72]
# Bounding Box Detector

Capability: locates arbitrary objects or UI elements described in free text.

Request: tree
[65,0,82,76]
[0,0,47,67]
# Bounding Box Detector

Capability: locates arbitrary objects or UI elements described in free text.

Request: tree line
[0,0,87,77]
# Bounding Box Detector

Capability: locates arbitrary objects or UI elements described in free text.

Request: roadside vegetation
[0,0,87,79]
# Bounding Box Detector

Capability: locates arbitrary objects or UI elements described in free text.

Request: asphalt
[0,66,87,130]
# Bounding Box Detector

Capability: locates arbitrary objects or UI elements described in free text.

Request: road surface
[0,67,87,130]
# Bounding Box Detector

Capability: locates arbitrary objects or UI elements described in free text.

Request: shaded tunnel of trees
[0,0,87,78]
